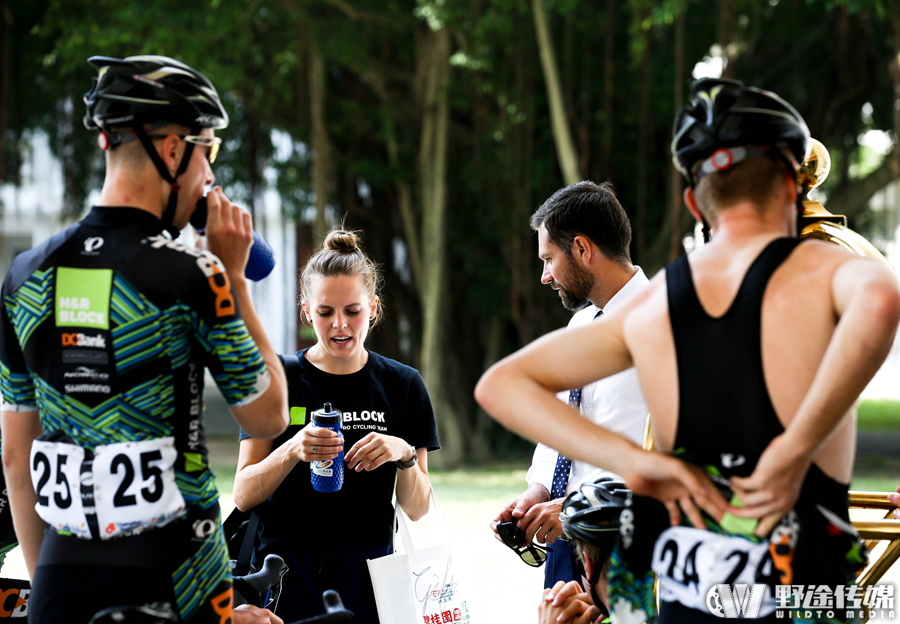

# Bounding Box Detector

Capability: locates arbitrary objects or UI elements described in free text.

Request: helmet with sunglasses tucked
[672,78,810,185]
[83,55,228,133]
[561,476,630,553]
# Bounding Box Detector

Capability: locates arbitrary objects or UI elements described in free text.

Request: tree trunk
[600,0,615,180]
[827,157,897,221]
[635,17,651,261]
[718,0,737,77]
[0,0,7,184]
[309,41,333,241]
[532,0,580,185]
[669,8,685,261]
[416,27,463,466]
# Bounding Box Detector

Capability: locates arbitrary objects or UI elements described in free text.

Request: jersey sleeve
[186,250,270,408]
[404,371,440,451]
[0,281,37,412]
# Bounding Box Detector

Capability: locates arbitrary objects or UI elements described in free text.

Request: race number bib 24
[651,526,780,617]
[30,437,186,540]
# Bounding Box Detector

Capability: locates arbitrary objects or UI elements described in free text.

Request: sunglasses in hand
[496,521,548,567]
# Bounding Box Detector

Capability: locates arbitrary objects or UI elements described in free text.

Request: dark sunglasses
[497,521,548,567]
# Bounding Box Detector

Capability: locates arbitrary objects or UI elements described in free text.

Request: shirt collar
[598,266,648,313]
[82,206,165,231]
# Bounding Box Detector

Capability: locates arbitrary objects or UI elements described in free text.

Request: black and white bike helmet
[83,55,227,135]
[672,77,810,186]
[83,55,228,236]
[561,476,630,619]
[561,476,630,554]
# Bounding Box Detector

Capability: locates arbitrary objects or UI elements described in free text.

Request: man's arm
[203,188,288,440]
[731,256,900,534]
[1,410,44,578]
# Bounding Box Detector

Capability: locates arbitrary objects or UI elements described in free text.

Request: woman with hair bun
[232,229,440,623]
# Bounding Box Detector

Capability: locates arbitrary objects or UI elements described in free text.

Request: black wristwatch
[395,445,418,470]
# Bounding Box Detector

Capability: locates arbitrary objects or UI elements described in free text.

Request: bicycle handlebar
[286,590,354,624]
[233,554,288,608]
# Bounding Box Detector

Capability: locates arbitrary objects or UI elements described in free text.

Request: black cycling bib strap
[234,510,261,576]
[280,354,303,405]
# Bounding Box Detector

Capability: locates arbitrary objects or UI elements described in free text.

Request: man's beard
[553,259,594,311]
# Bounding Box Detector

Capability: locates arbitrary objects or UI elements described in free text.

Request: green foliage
[857,399,900,431]
[5,0,899,459]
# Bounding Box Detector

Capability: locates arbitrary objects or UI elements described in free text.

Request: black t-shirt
[240,348,440,548]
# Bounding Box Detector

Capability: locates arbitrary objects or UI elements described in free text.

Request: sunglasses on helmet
[149,134,221,164]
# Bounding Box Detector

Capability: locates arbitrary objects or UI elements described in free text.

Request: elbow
[233,495,253,513]
[405,497,430,522]
[863,280,900,338]
[231,481,255,512]
[474,365,501,420]
[237,401,289,441]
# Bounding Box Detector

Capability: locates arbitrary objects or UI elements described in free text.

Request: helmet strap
[766,148,805,236]
[588,557,608,619]
[132,123,199,238]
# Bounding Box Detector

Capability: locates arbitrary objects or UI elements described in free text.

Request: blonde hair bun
[323,229,361,254]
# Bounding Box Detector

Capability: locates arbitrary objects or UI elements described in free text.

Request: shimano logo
[720,453,746,469]
[83,237,104,253]
[61,333,106,349]
[63,366,109,380]
[64,383,111,394]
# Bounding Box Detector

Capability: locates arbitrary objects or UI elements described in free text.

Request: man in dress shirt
[490,180,649,589]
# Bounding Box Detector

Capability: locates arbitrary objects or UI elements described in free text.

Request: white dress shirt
[525,267,650,496]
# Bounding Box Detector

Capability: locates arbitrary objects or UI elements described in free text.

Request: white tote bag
[367,489,475,624]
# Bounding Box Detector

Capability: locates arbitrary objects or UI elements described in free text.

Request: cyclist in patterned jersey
[0,55,288,624]
[476,78,900,623]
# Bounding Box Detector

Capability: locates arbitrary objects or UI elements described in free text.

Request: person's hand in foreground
[888,485,900,520]
[538,580,600,624]
[234,605,284,624]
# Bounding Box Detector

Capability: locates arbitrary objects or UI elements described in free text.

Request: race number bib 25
[30,437,186,540]
[651,526,780,617]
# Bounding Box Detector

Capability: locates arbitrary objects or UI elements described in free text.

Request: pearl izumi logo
[720,453,746,469]
[82,237,104,255]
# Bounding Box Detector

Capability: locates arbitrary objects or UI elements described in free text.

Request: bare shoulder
[792,238,895,281]
[622,269,669,331]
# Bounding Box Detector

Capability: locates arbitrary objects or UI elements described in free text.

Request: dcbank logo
[706,584,767,619]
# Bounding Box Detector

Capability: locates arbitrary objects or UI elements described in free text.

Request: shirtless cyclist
[476,78,900,622]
